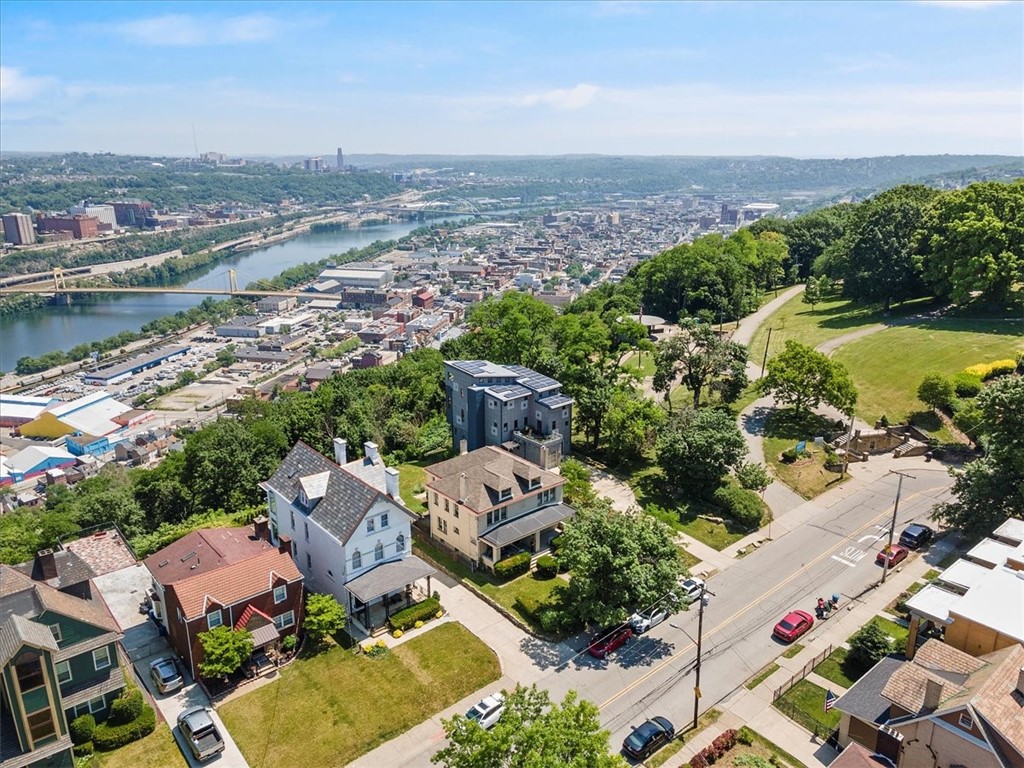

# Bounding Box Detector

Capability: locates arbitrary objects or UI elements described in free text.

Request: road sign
[796,441,807,453]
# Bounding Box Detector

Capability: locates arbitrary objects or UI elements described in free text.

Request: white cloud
[114,13,278,46]
[915,1,1012,8]
[0,66,57,103]
[516,84,600,110]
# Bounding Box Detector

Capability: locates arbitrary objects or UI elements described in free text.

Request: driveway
[93,564,251,768]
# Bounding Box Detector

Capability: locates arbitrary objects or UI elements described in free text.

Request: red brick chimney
[253,515,270,541]
[278,534,292,556]
[36,549,58,581]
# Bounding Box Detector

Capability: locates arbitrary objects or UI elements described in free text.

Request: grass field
[622,350,657,378]
[748,295,888,364]
[762,409,848,499]
[813,647,857,689]
[220,623,500,768]
[833,320,1024,426]
[774,679,842,733]
[397,462,428,514]
[94,724,185,768]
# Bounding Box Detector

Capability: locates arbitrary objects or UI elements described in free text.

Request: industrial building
[19,391,142,439]
[68,203,117,229]
[318,265,394,289]
[1,212,35,245]
[0,394,57,428]
[82,345,191,386]
[0,446,77,485]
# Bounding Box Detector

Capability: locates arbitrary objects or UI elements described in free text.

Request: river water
[0,221,422,372]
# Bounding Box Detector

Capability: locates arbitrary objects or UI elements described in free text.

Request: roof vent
[158,559,169,568]
[180,550,197,562]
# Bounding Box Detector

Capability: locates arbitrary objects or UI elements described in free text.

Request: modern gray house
[443,361,573,470]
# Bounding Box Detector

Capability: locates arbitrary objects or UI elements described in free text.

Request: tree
[759,340,858,416]
[433,685,626,768]
[197,626,253,680]
[652,320,748,411]
[304,593,346,643]
[656,407,748,496]
[556,500,686,628]
[559,458,597,507]
[845,622,893,677]
[802,276,821,312]
[735,462,773,495]
[600,390,665,465]
[933,375,1024,539]
[451,292,557,368]
[916,373,955,411]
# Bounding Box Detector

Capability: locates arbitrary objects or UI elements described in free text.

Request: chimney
[459,472,468,503]
[278,534,292,556]
[253,515,270,541]
[364,441,380,464]
[459,439,468,456]
[1016,667,1024,697]
[333,438,347,465]
[384,467,400,500]
[36,549,58,581]
[923,678,944,711]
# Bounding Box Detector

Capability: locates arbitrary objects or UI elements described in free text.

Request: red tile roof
[145,526,283,586]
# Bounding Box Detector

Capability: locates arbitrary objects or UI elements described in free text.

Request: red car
[876,544,909,567]
[773,610,814,643]
[587,624,634,659]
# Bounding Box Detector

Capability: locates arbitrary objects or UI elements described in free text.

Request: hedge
[712,485,763,529]
[535,555,559,578]
[494,552,531,581]
[70,714,96,745]
[388,597,441,632]
[952,372,983,398]
[109,689,143,725]
[93,705,156,751]
[963,359,1017,381]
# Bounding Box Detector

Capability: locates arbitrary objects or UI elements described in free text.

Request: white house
[261,439,435,635]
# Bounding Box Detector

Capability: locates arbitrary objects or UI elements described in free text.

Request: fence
[773,696,840,744]
[772,643,833,701]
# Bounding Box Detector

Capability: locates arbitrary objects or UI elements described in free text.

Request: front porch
[479,502,574,569]
[345,555,437,638]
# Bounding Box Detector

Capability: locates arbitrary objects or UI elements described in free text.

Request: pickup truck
[177,706,225,762]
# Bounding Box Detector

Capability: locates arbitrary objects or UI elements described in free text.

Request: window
[499,506,508,521]
[15,655,44,691]
[521,400,528,410]
[500,488,512,501]
[453,505,459,519]
[274,585,287,604]
[503,422,508,433]
[489,399,495,409]
[396,534,405,553]
[352,549,362,569]
[306,553,312,569]
[958,713,974,730]
[273,611,296,630]
[562,408,568,417]
[444,499,450,512]
[304,521,309,541]
[206,611,223,631]
[366,517,376,533]
[537,493,544,507]
[437,518,448,534]
[433,492,438,505]
[92,646,111,670]
[290,508,295,529]
[380,513,389,528]
[55,660,72,685]
[453,527,459,536]
[529,477,541,489]
[48,624,62,643]
[26,709,56,743]
[375,542,384,561]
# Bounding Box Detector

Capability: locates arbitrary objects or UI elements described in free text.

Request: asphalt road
[388,463,954,767]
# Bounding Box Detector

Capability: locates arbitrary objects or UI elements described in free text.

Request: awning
[480,503,574,549]
[250,623,280,648]
[345,555,436,604]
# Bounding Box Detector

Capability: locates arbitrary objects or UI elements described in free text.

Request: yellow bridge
[0,268,311,299]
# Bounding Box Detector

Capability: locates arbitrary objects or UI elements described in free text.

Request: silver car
[149,656,183,694]
[465,692,505,729]
[678,577,706,604]
[629,605,670,634]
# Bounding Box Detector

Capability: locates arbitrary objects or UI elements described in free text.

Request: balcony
[511,430,562,470]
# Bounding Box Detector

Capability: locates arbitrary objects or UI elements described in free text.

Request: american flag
[824,689,838,713]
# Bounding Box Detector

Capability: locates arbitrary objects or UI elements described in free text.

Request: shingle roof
[835,655,903,723]
[0,564,118,634]
[882,663,965,713]
[169,548,301,620]
[145,526,283,585]
[12,549,93,590]
[946,644,1024,755]
[0,614,60,667]
[263,441,399,544]
[425,446,564,513]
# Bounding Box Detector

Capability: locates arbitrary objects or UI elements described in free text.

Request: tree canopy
[759,340,858,416]
[656,406,748,495]
[653,319,748,411]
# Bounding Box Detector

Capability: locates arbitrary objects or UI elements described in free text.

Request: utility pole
[760,327,773,378]
[840,412,856,478]
[692,584,715,730]
[881,470,915,584]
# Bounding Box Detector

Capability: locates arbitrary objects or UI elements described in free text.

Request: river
[0,221,422,372]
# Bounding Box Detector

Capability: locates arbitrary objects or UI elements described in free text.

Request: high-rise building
[304,157,324,172]
[337,147,344,170]
[69,204,117,229]
[2,212,35,245]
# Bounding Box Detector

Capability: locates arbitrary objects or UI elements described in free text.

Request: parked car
[629,604,670,634]
[465,692,505,730]
[898,524,934,550]
[587,624,634,659]
[876,544,909,567]
[773,610,814,643]
[177,707,225,763]
[678,577,706,604]
[148,656,183,694]
[622,716,676,760]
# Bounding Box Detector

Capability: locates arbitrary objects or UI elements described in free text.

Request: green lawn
[833,320,1024,427]
[94,724,185,768]
[397,462,428,515]
[774,679,841,734]
[848,616,910,651]
[677,545,702,571]
[220,623,500,768]
[813,647,856,689]
[622,350,657,378]
[762,409,848,499]
[746,662,780,690]
[781,642,804,659]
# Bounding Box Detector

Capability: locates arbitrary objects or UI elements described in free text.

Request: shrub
[73,742,94,757]
[392,629,403,638]
[494,552,531,581]
[387,597,441,631]
[435,610,443,619]
[737,726,756,746]
[281,634,297,652]
[846,622,893,677]
[712,485,763,529]
[92,705,155,751]
[70,714,96,745]
[781,448,799,464]
[917,373,956,410]
[550,535,564,552]
[952,372,983,398]
[535,555,559,578]
[964,359,1018,381]
[690,728,738,767]
[109,689,143,726]
[878,414,890,427]
[414,620,424,629]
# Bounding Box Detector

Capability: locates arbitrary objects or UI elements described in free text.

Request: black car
[622,716,675,760]
[899,523,934,550]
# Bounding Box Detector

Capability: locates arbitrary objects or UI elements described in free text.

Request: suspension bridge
[0,267,311,298]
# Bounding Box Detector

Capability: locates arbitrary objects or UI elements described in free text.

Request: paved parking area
[93,564,251,768]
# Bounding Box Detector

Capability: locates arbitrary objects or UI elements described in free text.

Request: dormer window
[958,713,973,730]
[500,488,513,501]
[529,477,541,490]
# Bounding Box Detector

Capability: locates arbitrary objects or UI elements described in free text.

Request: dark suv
[899,523,934,550]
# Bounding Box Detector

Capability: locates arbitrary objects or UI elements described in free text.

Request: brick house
[144,522,304,681]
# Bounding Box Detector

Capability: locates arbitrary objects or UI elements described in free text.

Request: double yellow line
[599,488,933,710]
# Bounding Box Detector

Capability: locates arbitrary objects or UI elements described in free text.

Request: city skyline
[1,0,1022,158]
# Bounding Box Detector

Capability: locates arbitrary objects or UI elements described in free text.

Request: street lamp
[692,584,715,731]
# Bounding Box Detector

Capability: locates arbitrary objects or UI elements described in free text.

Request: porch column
[427,575,431,600]
[385,595,391,620]
[534,530,542,552]
[905,616,920,659]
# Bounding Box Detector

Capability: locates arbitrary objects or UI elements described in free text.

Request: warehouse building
[82,345,191,386]
[19,391,142,439]
[0,394,58,428]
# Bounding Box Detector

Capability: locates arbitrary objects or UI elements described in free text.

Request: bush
[70,714,96,745]
[712,485,763,529]
[690,728,738,767]
[281,634,297,652]
[781,448,799,464]
[387,597,441,631]
[550,535,564,552]
[392,629,403,638]
[92,705,156,751]
[845,622,893,677]
[917,373,956,410]
[952,372,983,398]
[414,620,424,629]
[535,555,559,578]
[108,689,143,725]
[73,742,94,757]
[964,359,1018,381]
[737,726,756,746]
[494,552,531,581]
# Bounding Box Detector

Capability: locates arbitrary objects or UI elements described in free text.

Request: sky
[1,0,1022,158]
